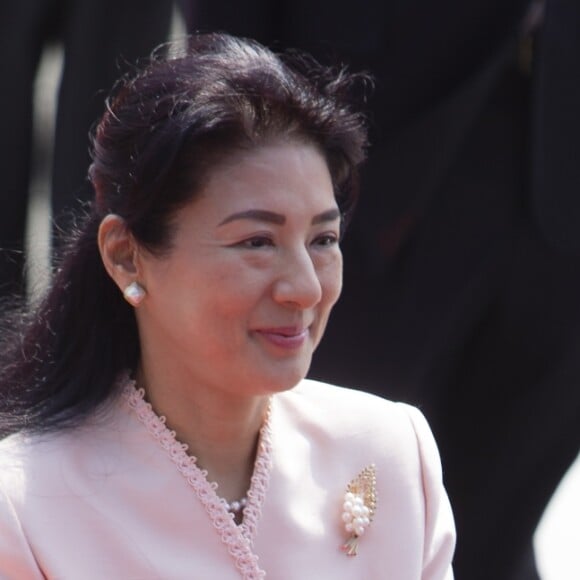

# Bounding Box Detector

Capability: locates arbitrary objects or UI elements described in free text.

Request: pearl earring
[123,281,146,306]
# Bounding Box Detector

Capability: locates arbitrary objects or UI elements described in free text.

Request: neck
[134,362,270,503]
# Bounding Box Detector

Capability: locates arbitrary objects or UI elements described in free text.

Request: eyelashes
[235,233,339,250]
[239,236,274,249]
[313,234,339,247]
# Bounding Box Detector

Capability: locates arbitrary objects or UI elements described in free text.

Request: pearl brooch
[340,464,377,556]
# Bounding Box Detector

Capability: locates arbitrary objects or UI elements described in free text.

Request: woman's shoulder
[276,378,431,449]
[0,430,67,502]
[0,401,131,497]
[273,379,455,554]
[283,377,422,419]
[0,430,61,466]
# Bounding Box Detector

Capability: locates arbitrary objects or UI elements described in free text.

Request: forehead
[214,138,327,176]
[196,140,336,209]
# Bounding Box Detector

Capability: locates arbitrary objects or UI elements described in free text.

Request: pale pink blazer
[0,379,455,579]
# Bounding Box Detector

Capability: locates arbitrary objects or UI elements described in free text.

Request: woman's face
[135,140,342,398]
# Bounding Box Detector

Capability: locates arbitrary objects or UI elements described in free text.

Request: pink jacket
[0,379,455,579]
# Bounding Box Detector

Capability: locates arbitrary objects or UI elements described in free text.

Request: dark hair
[0,33,368,436]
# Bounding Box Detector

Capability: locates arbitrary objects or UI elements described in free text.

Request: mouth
[253,326,310,349]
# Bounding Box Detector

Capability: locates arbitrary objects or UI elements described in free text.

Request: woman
[0,33,455,579]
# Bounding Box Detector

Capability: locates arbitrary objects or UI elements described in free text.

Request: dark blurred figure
[181,1,580,578]
[0,0,174,297]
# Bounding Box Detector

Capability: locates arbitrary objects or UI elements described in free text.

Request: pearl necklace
[226,496,248,513]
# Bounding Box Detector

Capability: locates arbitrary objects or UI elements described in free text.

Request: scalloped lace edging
[121,376,272,579]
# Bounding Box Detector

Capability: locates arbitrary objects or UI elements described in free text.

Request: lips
[254,327,310,349]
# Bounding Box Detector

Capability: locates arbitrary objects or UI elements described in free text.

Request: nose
[273,247,323,308]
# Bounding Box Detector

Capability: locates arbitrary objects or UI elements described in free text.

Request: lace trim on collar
[122,377,272,579]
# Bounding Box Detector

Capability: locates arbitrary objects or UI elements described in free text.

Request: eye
[239,235,275,249]
[313,233,339,247]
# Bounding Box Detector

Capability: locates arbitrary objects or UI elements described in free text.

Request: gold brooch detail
[340,464,377,556]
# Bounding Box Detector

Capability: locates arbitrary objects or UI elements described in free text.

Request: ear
[97,214,141,292]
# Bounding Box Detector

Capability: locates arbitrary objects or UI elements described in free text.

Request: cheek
[319,253,343,307]
[194,277,268,331]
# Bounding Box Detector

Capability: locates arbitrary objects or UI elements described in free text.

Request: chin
[257,365,310,395]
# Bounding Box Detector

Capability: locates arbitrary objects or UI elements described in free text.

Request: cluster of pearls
[226,497,248,514]
[340,464,377,556]
[342,492,371,536]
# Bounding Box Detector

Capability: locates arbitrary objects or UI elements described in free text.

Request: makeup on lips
[254,327,310,349]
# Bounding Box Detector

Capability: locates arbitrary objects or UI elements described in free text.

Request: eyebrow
[218,207,341,227]
[312,208,341,225]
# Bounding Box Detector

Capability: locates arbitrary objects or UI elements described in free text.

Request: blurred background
[4,2,580,578]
